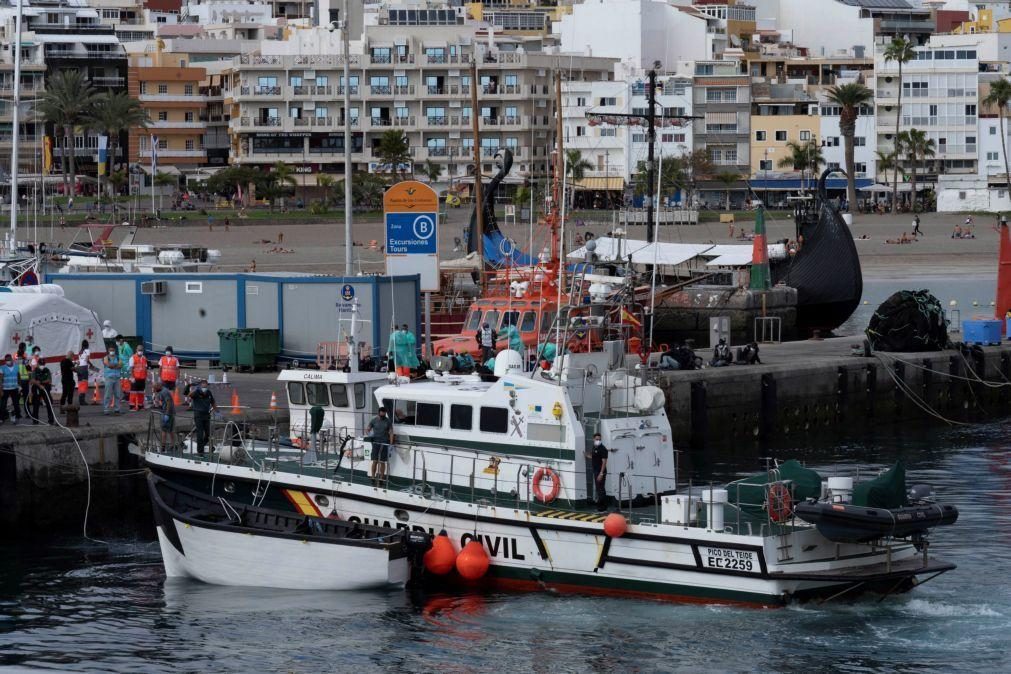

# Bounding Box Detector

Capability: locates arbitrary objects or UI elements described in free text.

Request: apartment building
[749,82,817,177]
[693,60,751,176]
[127,47,209,176]
[226,26,615,185]
[0,32,45,180]
[873,37,980,186]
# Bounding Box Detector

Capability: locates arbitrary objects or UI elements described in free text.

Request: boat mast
[645,67,657,244]
[9,0,24,250]
[554,68,563,286]
[470,56,484,291]
[342,0,353,275]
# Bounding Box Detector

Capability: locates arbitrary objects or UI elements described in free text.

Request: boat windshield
[500,311,520,329]
[540,311,555,334]
[465,309,482,331]
[520,311,536,332]
[484,310,499,329]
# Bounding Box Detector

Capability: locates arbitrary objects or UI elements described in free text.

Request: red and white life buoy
[767,482,793,522]
[532,467,561,503]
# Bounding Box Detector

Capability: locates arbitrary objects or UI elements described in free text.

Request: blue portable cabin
[45,271,422,364]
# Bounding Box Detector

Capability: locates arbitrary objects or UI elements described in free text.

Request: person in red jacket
[128,346,149,411]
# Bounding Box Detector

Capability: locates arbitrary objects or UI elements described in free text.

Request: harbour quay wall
[658,337,1011,448]
[0,409,286,537]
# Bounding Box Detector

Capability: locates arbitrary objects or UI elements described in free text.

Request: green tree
[316,173,337,206]
[420,159,443,184]
[875,149,902,194]
[898,128,935,213]
[153,171,177,211]
[270,161,298,209]
[207,165,262,205]
[564,149,594,208]
[826,82,874,212]
[983,77,1011,198]
[37,70,98,197]
[776,140,824,188]
[713,171,739,211]
[340,172,386,210]
[84,91,149,194]
[375,129,412,179]
[884,36,916,214]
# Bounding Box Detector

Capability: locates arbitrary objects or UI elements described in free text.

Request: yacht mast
[342,0,353,275]
[9,0,24,250]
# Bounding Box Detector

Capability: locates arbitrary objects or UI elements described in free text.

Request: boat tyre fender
[767,483,793,522]
[532,467,561,504]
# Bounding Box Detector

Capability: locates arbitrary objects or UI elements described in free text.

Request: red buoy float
[603,512,627,538]
[423,533,457,575]
[455,540,490,580]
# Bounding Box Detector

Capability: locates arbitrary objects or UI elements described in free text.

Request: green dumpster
[218,329,239,367]
[234,328,280,371]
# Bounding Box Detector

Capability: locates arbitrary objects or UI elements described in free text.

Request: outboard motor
[403,531,434,585]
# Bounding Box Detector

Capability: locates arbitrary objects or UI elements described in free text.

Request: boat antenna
[648,148,663,353]
[9,0,24,252]
[341,0,353,275]
[470,56,484,292]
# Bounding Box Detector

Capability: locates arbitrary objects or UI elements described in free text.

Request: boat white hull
[154,517,408,591]
[147,453,944,604]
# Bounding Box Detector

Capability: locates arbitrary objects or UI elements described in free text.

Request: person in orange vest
[128,346,149,411]
[158,346,179,391]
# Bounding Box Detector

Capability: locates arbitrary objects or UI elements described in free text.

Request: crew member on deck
[477,322,497,363]
[185,378,217,455]
[587,432,609,511]
[365,407,393,487]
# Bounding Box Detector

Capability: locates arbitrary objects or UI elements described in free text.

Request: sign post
[384,180,440,358]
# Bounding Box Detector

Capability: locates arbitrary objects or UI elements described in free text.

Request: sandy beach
[89,209,999,281]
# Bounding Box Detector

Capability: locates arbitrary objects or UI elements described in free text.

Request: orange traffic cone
[230,388,241,415]
[92,380,101,404]
[269,391,278,411]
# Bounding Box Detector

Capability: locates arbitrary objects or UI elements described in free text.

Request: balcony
[426,116,450,127]
[241,86,281,96]
[481,147,501,157]
[293,117,311,128]
[393,115,415,127]
[394,85,414,96]
[139,149,207,158]
[370,53,392,64]
[427,146,449,157]
[91,76,124,87]
[369,85,392,96]
[312,116,333,127]
[426,85,445,95]
[369,117,393,128]
[139,93,208,103]
[292,85,333,97]
[238,116,282,128]
[336,86,359,96]
[149,120,207,129]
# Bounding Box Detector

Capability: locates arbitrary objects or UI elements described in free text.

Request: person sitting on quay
[740,342,762,365]
[710,338,733,368]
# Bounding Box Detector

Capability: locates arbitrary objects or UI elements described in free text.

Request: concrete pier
[661,335,1011,448]
[0,373,289,536]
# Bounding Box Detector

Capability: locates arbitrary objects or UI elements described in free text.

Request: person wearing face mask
[585,432,609,511]
[0,354,21,423]
[128,346,149,411]
[185,378,217,455]
[476,322,497,364]
[101,346,122,415]
[76,340,91,406]
[158,347,179,391]
[116,335,133,403]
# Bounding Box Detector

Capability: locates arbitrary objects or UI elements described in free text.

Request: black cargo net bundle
[866,290,951,352]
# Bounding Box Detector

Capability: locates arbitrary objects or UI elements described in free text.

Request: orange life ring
[767,483,793,522]
[532,467,561,503]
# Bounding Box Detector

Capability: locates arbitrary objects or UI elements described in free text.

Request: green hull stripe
[400,433,576,462]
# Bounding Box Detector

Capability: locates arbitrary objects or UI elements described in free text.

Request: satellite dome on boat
[493,349,524,377]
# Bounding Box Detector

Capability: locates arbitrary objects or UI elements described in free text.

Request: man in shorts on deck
[153,382,176,450]
[365,407,393,487]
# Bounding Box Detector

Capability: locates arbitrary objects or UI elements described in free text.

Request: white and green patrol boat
[146,309,957,605]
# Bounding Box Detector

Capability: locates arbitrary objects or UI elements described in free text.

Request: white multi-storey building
[874,37,980,187]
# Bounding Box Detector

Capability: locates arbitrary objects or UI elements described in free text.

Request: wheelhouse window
[480,407,509,433]
[520,311,536,332]
[330,383,349,407]
[354,383,367,409]
[286,382,305,405]
[465,309,482,331]
[415,402,443,427]
[500,311,520,329]
[450,404,472,430]
[392,400,417,425]
[483,310,499,330]
[306,382,328,407]
[540,311,556,334]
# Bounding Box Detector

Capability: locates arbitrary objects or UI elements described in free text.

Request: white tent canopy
[0,290,103,362]
[568,237,785,268]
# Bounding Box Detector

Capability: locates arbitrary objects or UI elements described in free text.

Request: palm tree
[875,149,901,206]
[564,149,593,207]
[375,129,412,180]
[84,91,149,194]
[884,36,916,214]
[37,70,98,198]
[420,159,442,184]
[826,82,874,213]
[153,171,177,211]
[713,171,739,211]
[270,161,298,209]
[776,140,825,189]
[983,77,1011,196]
[898,129,935,213]
[316,173,337,206]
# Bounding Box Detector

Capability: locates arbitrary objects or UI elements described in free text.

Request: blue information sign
[385,212,438,254]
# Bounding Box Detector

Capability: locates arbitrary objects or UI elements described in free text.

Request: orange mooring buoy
[455,540,490,580]
[603,512,628,538]
[423,533,457,575]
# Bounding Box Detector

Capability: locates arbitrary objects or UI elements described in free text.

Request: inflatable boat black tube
[794,501,959,544]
